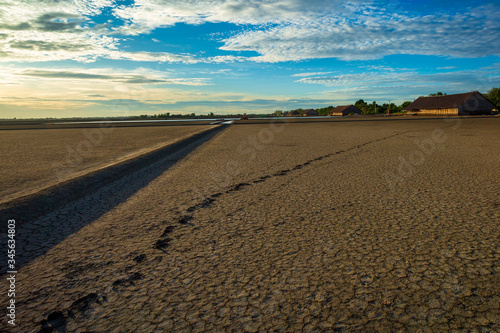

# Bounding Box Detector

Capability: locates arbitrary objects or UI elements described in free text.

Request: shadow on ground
[0,125,227,270]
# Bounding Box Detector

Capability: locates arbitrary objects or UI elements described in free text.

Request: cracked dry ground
[3,117,500,332]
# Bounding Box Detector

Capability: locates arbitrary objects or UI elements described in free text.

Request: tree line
[273,88,500,116]
[273,100,413,116]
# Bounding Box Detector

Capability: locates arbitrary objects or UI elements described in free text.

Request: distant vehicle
[240,113,249,120]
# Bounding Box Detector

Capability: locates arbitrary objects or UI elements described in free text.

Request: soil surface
[2,117,499,332]
[0,124,211,203]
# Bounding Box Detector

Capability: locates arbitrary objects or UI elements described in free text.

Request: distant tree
[273,110,284,117]
[354,99,367,110]
[429,92,446,97]
[486,87,500,106]
[364,101,380,114]
[399,101,412,111]
[316,105,334,116]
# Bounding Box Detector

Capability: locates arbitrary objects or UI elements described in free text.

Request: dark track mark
[200,197,215,208]
[274,170,290,176]
[40,311,66,333]
[228,182,251,192]
[154,238,172,251]
[177,215,194,225]
[162,226,176,236]
[39,275,134,330]
[152,224,176,252]
[252,175,271,184]
[133,254,147,263]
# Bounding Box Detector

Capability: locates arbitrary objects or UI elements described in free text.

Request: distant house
[329,105,362,116]
[302,109,319,116]
[404,91,496,115]
[285,110,300,117]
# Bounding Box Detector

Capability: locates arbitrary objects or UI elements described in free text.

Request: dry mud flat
[0,124,212,203]
[2,117,500,332]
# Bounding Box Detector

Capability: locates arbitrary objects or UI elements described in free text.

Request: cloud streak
[295,68,500,101]
[18,68,210,86]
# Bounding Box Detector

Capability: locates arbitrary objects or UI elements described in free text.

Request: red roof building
[329,105,362,116]
[302,109,319,116]
[404,91,496,115]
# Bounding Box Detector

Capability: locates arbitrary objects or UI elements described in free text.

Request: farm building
[302,109,319,116]
[329,105,362,116]
[285,110,300,117]
[404,91,496,115]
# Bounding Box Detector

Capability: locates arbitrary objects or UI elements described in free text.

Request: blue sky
[0,0,499,118]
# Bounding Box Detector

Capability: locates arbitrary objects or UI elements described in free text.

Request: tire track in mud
[33,131,412,331]
[151,131,413,252]
[38,132,408,332]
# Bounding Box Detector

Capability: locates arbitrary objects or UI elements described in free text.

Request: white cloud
[0,0,115,62]
[73,0,115,16]
[0,0,217,63]
[111,0,500,62]
[1,0,499,64]
[220,4,500,62]
[112,0,360,32]
[291,72,333,77]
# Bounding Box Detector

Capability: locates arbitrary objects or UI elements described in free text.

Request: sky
[0,0,499,118]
